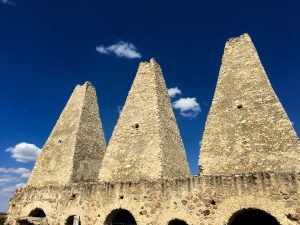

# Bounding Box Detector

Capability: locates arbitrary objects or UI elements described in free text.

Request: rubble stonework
[199,34,300,175]
[28,82,106,186]
[99,58,190,182]
[5,33,300,225]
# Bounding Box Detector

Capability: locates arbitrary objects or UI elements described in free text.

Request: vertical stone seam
[153,63,190,179]
[248,36,298,141]
[69,84,87,183]
[153,66,165,180]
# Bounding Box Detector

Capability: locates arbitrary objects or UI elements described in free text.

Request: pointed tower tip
[83,81,93,87]
[227,33,252,46]
[139,58,160,68]
[150,57,158,65]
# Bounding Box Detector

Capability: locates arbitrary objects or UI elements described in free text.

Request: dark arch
[228,208,280,225]
[28,208,46,217]
[66,215,81,225]
[105,209,137,225]
[168,219,188,225]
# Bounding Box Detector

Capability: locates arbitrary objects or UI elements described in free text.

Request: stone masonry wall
[6,172,300,225]
[199,34,300,175]
[28,82,106,186]
[99,59,190,182]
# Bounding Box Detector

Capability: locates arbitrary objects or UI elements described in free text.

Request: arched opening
[17,208,47,225]
[66,215,81,225]
[28,208,46,217]
[228,208,280,225]
[105,209,137,225]
[168,219,188,225]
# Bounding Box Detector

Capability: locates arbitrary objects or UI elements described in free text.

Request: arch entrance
[17,208,48,225]
[168,219,188,225]
[228,208,280,225]
[105,209,137,225]
[66,215,81,225]
[28,208,46,218]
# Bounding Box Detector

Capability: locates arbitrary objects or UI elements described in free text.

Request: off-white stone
[5,34,300,225]
[199,33,300,175]
[99,58,190,182]
[28,82,106,185]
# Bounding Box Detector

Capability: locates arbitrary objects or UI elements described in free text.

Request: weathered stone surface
[99,59,190,181]
[5,172,300,225]
[5,34,300,225]
[18,217,48,225]
[199,33,300,175]
[28,82,106,185]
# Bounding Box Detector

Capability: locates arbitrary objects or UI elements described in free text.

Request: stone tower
[99,58,190,181]
[199,33,300,175]
[28,82,106,185]
[4,34,300,225]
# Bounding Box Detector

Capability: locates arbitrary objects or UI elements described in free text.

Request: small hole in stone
[58,140,62,143]
[210,199,216,205]
[98,214,100,217]
[133,123,139,129]
[237,104,243,109]
[119,195,124,199]
[70,194,76,200]
[286,214,298,221]
[202,209,210,216]
[242,140,248,145]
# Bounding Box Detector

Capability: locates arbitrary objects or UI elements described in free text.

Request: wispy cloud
[172,97,201,119]
[16,182,26,188]
[168,87,182,98]
[6,142,41,163]
[1,186,16,194]
[117,105,123,114]
[0,168,30,211]
[96,41,141,59]
[199,140,202,147]
[1,182,24,197]
[0,177,13,184]
[0,0,15,5]
[0,167,31,178]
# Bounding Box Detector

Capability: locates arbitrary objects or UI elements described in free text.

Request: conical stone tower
[28,82,106,185]
[199,33,300,175]
[99,59,190,182]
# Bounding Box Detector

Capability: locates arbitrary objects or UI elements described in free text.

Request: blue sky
[0,0,299,212]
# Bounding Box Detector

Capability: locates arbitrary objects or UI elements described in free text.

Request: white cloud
[199,140,202,147]
[0,182,24,196]
[96,41,141,59]
[0,167,31,178]
[117,105,123,114]
[1,186,16,193]
[0,0,15,5]
[0,168,30,211]
[0,177,12,184]
[172,97,201,119]
[168,87,182,98]
[6,142,41,163]
[16,183,26,188]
